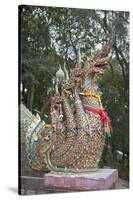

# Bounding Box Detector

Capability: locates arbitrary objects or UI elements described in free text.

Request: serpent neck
[62,92,76,130]
[73,88,88,129]
[81,79,102,108]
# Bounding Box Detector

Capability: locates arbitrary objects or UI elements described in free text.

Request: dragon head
[26,122,55,171]
[61,63,84,95]
[83,41,112,81]
[71,63,84,84]
[50,93,63,111]
[37,124,55,153]
[62,79,75,96]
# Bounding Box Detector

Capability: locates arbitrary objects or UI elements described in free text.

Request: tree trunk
[113,45,127,87]
[111,137,117,167]
[40,100,50,118]
[121,134,126,168]
[27,84,35,111]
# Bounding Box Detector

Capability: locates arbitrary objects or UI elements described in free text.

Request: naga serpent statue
[21,42,113,173]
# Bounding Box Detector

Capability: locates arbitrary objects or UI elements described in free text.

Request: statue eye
[44,133,51,140]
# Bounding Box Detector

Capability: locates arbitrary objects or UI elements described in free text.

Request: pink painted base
[44,169,118,191]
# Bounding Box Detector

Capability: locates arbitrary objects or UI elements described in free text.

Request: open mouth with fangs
[93,62,109,74]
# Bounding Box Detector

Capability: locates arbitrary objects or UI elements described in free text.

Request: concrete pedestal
[44,169,118,192]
